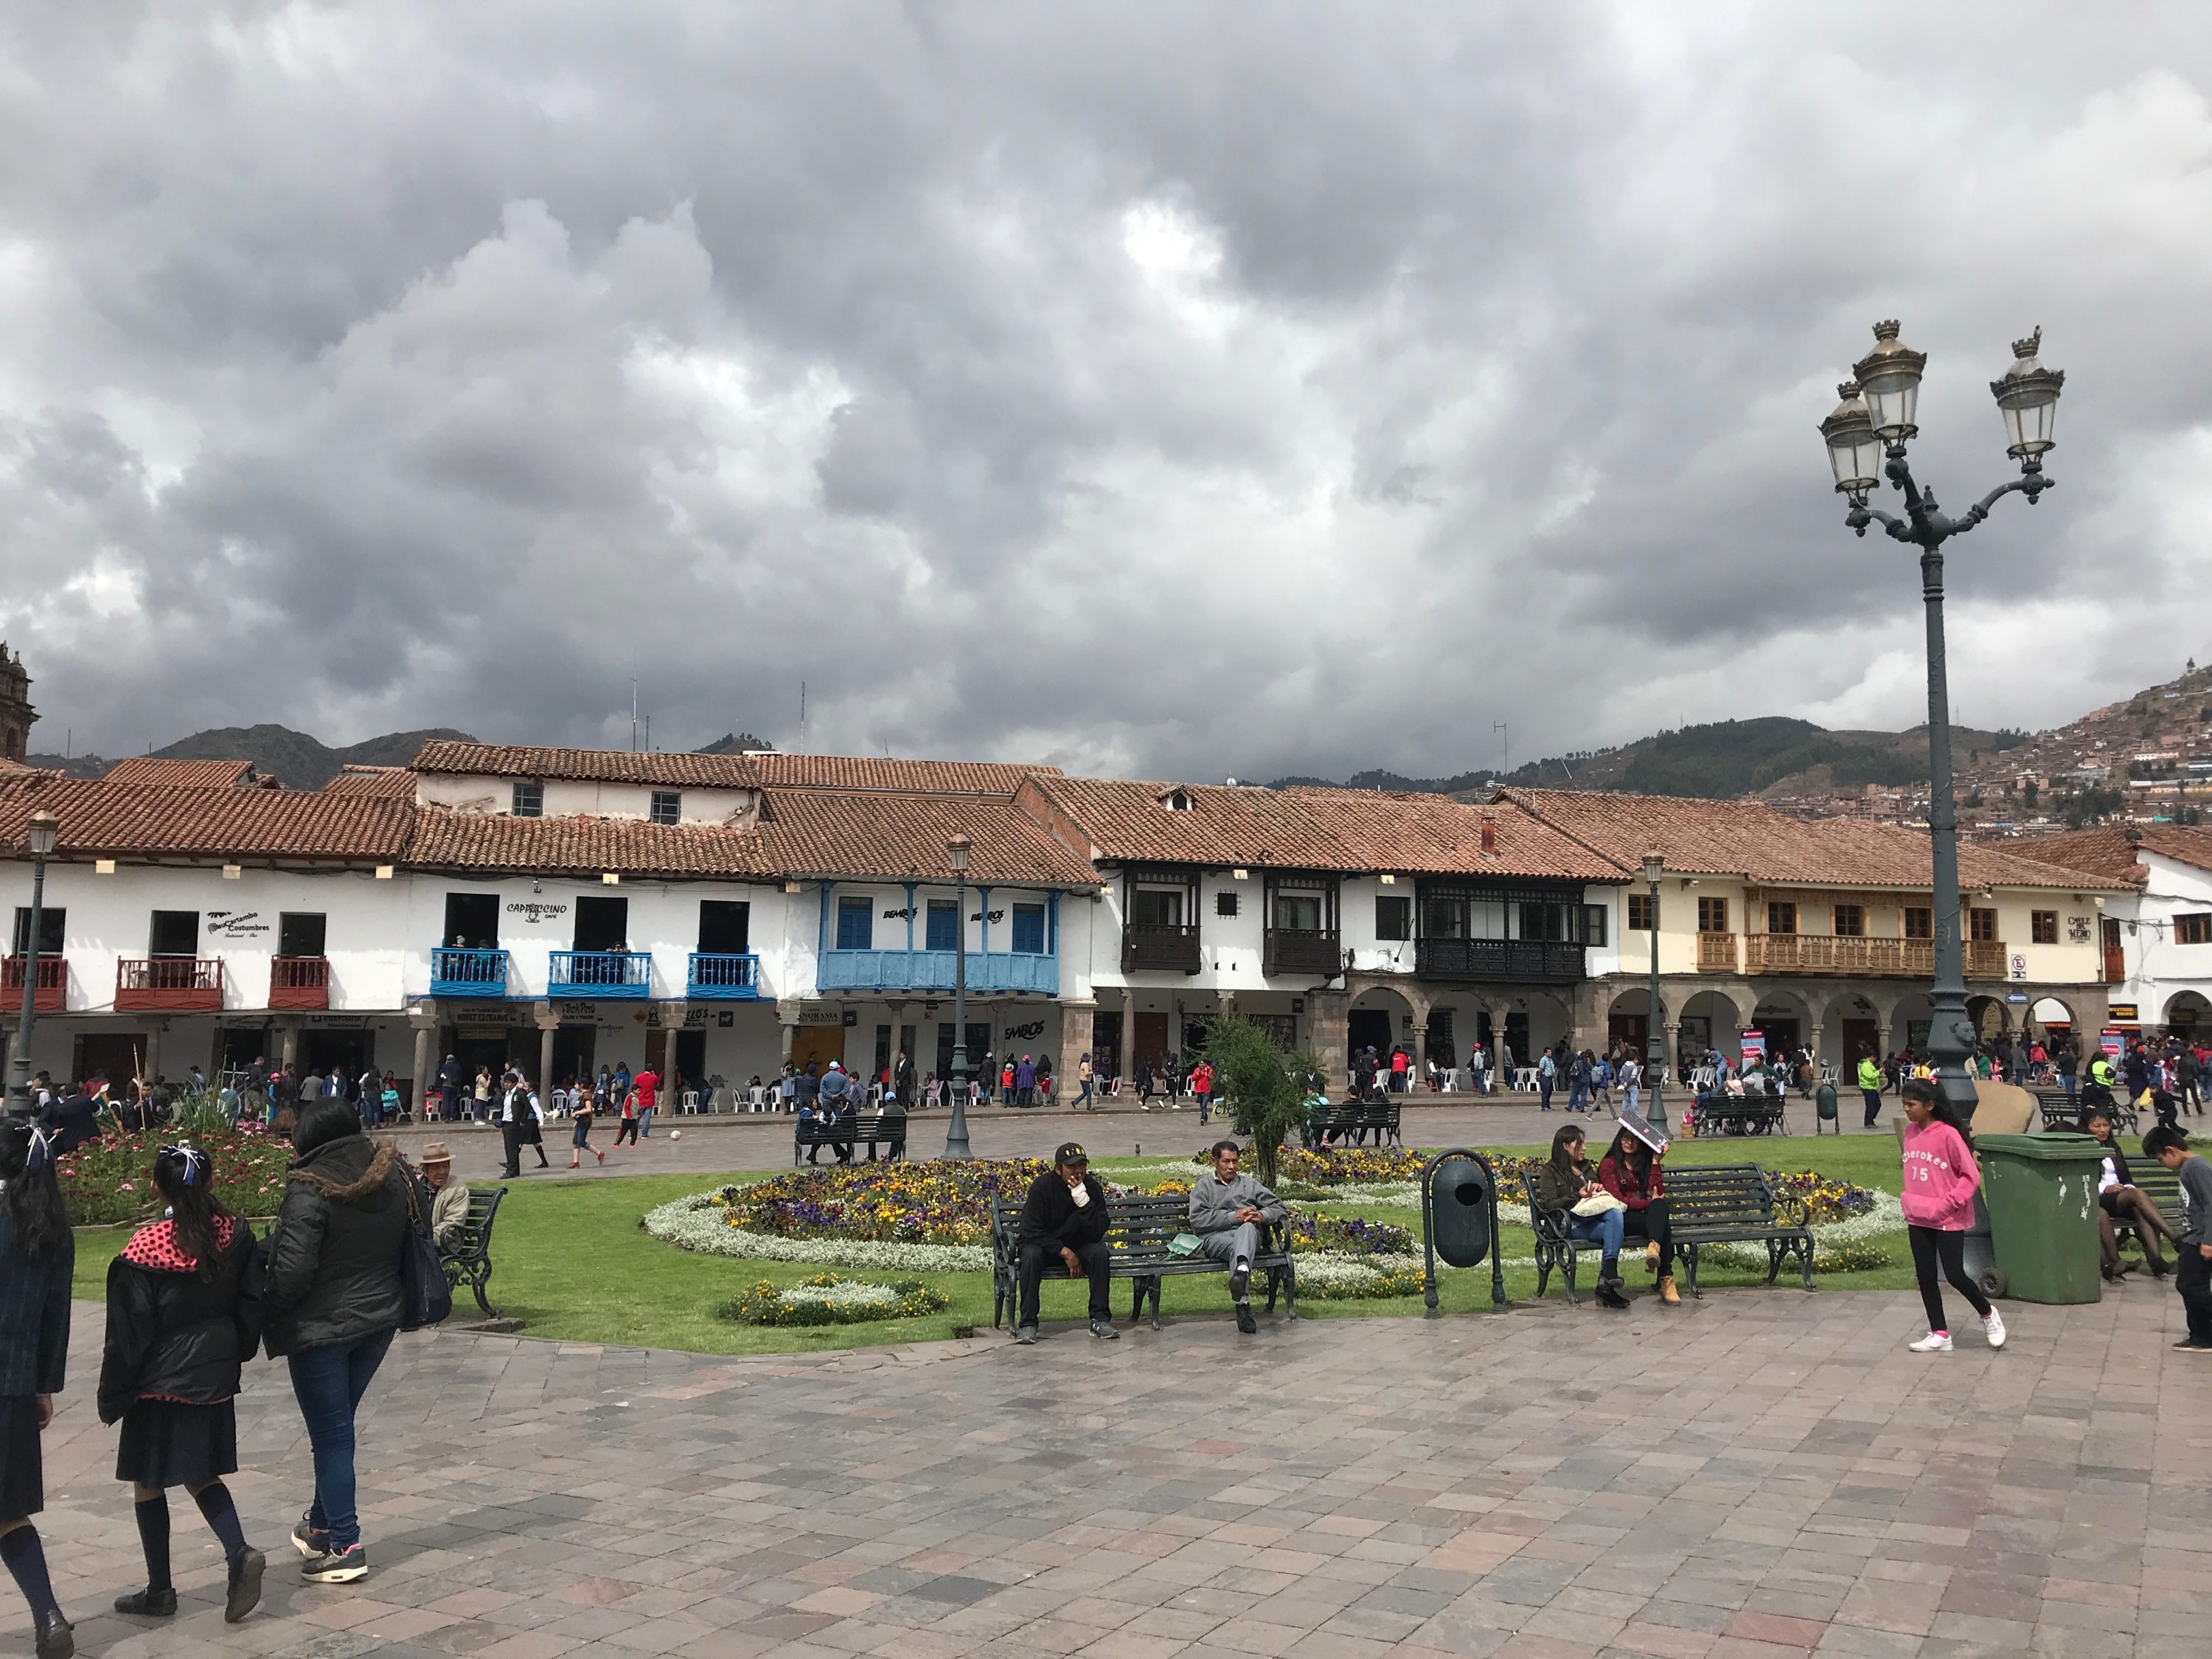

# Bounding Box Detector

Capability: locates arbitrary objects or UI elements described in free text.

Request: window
[511,781,543,817]
[1969,907,1998,942]
[925,899,959,951]
[1131,889,1184,927]
[2031,910,2059,945]
[1161,789,1194,811]
[1833,904,1865,938]
[574,895,628,951]
[1766,902,1798,936]
[698,900,750,955]
[149,911,199,957]
[1905,906,1933,939]
[1215,890,1240,918]
[2179,913,2212,945]
[444,892,499,949]
[10,907,63,957]
[1582,905,1608,947]
[277,913,327,958]
[1376,894,1411,940]
[835,896,874,950]
[1627,893,1657,931]
[649,790,681,826]
[1273,893,1321,931]
[1011,902,1046,953]
[1697,897,1729,933]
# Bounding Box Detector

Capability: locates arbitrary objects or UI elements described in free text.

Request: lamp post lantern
[1641,851,1666,1132]
[8,810,60,1125]
[1820,322,2065,1122]
[944,834,974,1160]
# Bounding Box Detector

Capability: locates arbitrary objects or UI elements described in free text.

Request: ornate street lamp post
[1821,323,2065,1121]
[1641,851,1666,1132]
[944,834,974,1160]
[9,810,61,1124]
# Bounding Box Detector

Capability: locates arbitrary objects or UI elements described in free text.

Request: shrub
[1199,1015,1314,1189]
[719,1274,951,1326]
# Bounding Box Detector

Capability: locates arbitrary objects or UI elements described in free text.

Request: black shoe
[300,1542,368,1584]
[1595,1280,1630,1310]
[113,1587,176,1618]
[291,1513,329,1558]
[1228,1264,1251,1302]
[32,1610,71,1659]
[2174,1338,2212,1352]
[1235,1304,1258,1335]
[1013,1325,1038,1346]
[226,1547,265,1623]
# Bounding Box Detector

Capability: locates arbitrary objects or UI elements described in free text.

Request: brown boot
[1645,1239,1662,1275]
[1658,1275,1680,1305]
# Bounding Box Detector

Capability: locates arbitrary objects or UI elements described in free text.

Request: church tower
[0,644,35,762]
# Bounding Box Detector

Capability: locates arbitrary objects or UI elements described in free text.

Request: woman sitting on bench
[1531,1124,1629,1310]
[2081,1107,2178,1280]
[1599,1119,1680,1306]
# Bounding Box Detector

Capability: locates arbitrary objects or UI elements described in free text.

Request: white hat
[1617,1110,1669,1156]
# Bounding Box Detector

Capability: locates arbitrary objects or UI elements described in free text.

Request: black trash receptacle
[1421,1150,1506,1316]
[1815,1082,1838,1135]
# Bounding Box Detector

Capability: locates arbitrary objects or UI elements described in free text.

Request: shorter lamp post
[1641,851,1666,1131]
[944,834,974,1161]
[9,810,60,1125]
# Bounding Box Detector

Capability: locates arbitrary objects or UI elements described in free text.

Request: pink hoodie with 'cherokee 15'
[1899,1119,1980,1231]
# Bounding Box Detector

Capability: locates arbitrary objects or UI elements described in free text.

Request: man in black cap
[1014,1142,1117,1343]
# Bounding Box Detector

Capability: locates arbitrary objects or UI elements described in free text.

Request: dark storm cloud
[2,4,2209,780]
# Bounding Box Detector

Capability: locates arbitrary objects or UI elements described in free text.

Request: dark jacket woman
[1597,1147,1666,1208]
[1598,1132,1680,1303]
[1529,1150,1599,1214]
[97,1217,263,1424]
[0,1121,74,1653]
[262,1135,412,1359]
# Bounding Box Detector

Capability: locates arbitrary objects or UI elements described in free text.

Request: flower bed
[1293,1253,1430,1300]
[709,1159,1046,1245]
[55,1127,291,1226]
[1265,1146,1428,1186]
[1287,1212,1414,1256]
[644,1193,992,1270]
[719,1273,950,1326]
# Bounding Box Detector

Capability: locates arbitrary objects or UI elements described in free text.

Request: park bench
[2036,1086,2135,1133]
[1301,1100,1402,1149]
[988,1192,1297,1331]
[1691,1090,1787,1137]
[1668,1163,1815,1295]
[2111,1164,2185,1269]
[440,1186,506,1319]
[793,1110,908,1165]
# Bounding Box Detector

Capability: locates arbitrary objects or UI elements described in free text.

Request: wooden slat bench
[2111,1164,2185,1267]
[1300,1101,1402,1149]
[989,1192,1296,1330]
[793,1110,907,1165]
[440,1186,505,1319]
[2037,1086,2136,1133]
[1691,1092,1787,1137]
[1668,1163,1815,1296]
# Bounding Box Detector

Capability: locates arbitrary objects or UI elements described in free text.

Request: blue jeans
[1624,1082,1639,1116]
[1568,1081,1587,1111]
[288,1328,394,1551]
[640,1106,654,1137]
[1568,1207,1627,1268]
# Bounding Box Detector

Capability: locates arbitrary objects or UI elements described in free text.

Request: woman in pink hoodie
[1899,1078,2006,1352]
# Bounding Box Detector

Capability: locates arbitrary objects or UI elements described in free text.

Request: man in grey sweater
[2146,1124,2212,1351]
[1189,1141,1289,1335]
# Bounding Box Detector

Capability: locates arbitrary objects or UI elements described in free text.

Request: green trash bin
[1975,1133,2105,1304]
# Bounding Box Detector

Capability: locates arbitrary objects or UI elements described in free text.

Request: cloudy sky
[4,4,2211,782]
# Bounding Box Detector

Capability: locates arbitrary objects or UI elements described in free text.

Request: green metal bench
[1667,1163,1815,1295]
[440,1186,505,1319]
[989,1193,1296,1330]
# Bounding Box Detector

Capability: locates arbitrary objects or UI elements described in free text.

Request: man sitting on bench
[1014,1141,1117,1346]
[1190,1140,1289,1335]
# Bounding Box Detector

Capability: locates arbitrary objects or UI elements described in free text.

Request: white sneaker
[1908,1331,1953,1353]
[1984,1310,2007,1349]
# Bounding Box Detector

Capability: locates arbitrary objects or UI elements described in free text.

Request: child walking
[1899,1078,2006,1352]
[0,1124,74,1659]
[2142,1124,2212,1351]
[569,1087,604,1169]
[99,1145,266,1624]
[613,1085,642,1148]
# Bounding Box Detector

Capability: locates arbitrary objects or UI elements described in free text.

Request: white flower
[643,1195,991,1272]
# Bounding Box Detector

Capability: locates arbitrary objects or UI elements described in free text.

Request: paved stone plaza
[21,1266,2211,1658]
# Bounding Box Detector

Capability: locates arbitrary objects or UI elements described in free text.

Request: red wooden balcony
[116,957,224,1012]
[1,956,63,1013]
[268,956,330,1010]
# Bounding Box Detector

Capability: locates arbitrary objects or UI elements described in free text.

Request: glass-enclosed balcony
[816,949,1057,995]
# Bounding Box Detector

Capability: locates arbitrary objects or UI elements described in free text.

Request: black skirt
[115,1399,238,1489]
[0,1395,43,1519]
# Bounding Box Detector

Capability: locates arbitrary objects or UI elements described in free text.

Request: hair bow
[159,1144,205,1187]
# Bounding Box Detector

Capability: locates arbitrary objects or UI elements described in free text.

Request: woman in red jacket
[1599,1121,1679,1305]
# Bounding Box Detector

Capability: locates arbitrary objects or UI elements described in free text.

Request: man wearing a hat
[1013,1143,1117,1344]
[419,1143,472,1254]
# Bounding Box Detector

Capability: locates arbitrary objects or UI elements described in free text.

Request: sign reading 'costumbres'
[205,911,271,938]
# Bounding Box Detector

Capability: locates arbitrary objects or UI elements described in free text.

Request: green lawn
[67,1130,1917,1355]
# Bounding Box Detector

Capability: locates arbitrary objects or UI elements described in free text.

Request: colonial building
[0,644,34,763]
[2023,823,2212,1043]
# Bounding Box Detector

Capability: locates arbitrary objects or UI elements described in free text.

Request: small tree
[1200,1015,1315,1190]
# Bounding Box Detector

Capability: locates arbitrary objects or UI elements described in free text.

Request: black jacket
[262,1136,417,1358]
[98,1217,263,1423]
[38,1093,102,1155]
[1018,1170,1111,1248]
[0,1211,72,1397]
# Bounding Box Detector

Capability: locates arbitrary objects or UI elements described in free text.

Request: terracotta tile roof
[1023,777,1362,870]
[744,754,1060,796]
[1503,787,2132,891]
[1283,789,1624,882]
[411,740,762,789]
[758,790,1101,888]
[403,807,773,880]
[0,776,408,862]
[324,765,416,799]
[100,757,260,789]
[2014,824,2212,886]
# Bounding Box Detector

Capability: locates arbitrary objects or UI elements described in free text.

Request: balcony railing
[1697,931,1739,973]
[1745,935,1932,976]
[1263,927,1342,978]
[1,956,63,1013]
[818,949,1058,995]
[549,950,653,999]
[430,947,510,998]
[116,957,224,1012]
[1966,938,2008,979]
[1413,938,1585,984]
[1122,923,1201,975]
[268,956,330,1010]
[688,953,765,999]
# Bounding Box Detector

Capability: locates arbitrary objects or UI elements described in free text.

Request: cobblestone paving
[21,1273,2210,1658]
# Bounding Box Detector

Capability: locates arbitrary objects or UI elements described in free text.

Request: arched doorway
[1966,995,2011,1043]
[1347,985,1416,1077]
[1607,987,1664,1057]
[1750,989,1814,1062]
[1890,991,1934,1059]
[1680,987,1749,1066]
[1823,992,1883,1072]
[2164,990,2212,1041]
[2030,995,2079,1041]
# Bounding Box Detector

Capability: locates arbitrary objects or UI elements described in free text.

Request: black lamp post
[944,834,973,1160]
[1641,851,1666,1131]
[9,809,60,1125]
[1821,322,2065,1121]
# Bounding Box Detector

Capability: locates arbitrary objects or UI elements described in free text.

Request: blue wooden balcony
[688,953,765,999]
[431,947,509,998]
[549,950,653,999]
[816,949,1057,996]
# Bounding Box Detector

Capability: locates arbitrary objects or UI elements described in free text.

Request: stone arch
[1606,986,1666,1058]
[1820,990,1886,1071]
[1965,993,2011,1041]
[1346,983,1418,1071]
[1747,986,1817,1059]
[1888,991,1934,1059]
[1680,986,1752,1065]
[2029,995,2082,1036]
[2163,989,2212,1039]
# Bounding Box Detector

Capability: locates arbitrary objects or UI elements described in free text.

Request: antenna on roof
[799,681,807,753]
[1493,721,1509,776]
[630,679,639,752]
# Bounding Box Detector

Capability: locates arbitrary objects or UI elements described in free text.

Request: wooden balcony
[1745,935,1934,977]
[1966,938,2008,980]
[116,957,224,1012]
[1263,927,1342,978]
[1696,932,1739,973]
[1413,938,1585,984]
[1122,922,1201,975]
[1,956,64,1013]
[268,956,330,1010]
